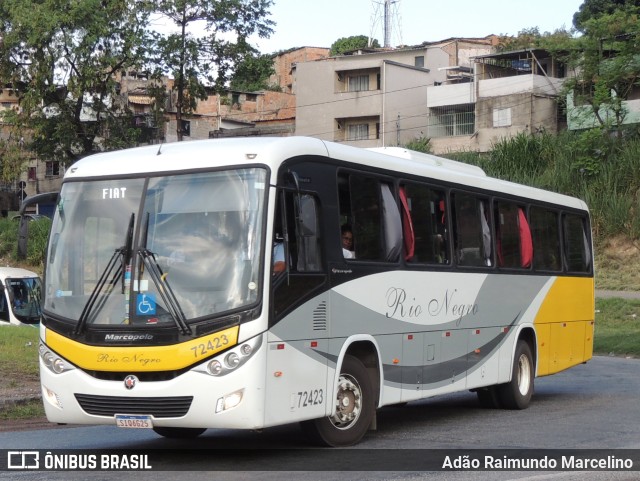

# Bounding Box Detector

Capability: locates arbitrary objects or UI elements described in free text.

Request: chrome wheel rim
[517,353,532,396]
[330,374,362,429]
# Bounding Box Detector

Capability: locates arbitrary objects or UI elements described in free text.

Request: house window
[28,167,37,181]
[347,123,369,141]
[493,108,512,127]
[427,104,475,137]
[415,56,425,68]
[180,120,191,137]
[45,161,60,178]
[348,75,369,92]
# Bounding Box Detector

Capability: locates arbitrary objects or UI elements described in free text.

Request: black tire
[497,340,534,410]
[476,386,502,409]
[152,426,207,438]
[300,354,375,447]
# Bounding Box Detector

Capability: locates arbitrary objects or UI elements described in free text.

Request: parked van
[0,267,42,326]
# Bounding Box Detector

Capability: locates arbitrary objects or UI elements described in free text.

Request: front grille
[75,394,193,418]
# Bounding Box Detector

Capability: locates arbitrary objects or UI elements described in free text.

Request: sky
[252,0,585,53]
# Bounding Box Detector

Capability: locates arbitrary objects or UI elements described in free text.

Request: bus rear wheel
[498,340,534,409]
[152,426,207,438]
[301,354,375,447]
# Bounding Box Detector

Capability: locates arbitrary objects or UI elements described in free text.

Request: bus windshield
[8,277,42,323]
[43,168,267,328]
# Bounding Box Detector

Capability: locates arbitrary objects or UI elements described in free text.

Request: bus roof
[0,267,39,283]
[64,137,588,212]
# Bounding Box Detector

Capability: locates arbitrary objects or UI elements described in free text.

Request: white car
[0,267,42,326]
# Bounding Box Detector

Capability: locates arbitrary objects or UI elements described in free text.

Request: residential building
[270,47,330,94]
[164,88,296,142]
[0,86,63,201]
[294,37,497,149]
[0,87,19,114]
[566,84,640,131]
[427,48,566,153]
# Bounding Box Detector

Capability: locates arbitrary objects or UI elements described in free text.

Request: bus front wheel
[498,340,534,409]
[301,354,375,447]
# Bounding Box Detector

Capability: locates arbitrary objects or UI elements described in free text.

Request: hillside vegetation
[445,130,640,244]
[442,130,640,290]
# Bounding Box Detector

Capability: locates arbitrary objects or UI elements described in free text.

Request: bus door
[266,188,330,425]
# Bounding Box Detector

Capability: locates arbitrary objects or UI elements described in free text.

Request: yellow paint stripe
[534,276,594,376]
[44,325,239,372]
[534,276,594,325]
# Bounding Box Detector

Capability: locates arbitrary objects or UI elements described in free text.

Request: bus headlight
[225,352,240,369]
[195,334,262,377]
[215,389,244,413]
[39,342,75,375]
[207,360,223,376]
[42,385,63,409]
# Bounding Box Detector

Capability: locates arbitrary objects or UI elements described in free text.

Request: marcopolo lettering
[105,334,154,342]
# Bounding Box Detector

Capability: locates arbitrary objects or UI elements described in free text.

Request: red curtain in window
[399,187,415,261]
[519,208,533,268]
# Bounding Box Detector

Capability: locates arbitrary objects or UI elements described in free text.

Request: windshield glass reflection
[43,169,266,328]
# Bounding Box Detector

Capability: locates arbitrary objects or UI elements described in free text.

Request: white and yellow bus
[39,137,594,446]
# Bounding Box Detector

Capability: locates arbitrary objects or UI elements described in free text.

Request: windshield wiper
[121,213,135,294]
[137,248,192,336]
[74,213,134,336]
[137,212,150,283]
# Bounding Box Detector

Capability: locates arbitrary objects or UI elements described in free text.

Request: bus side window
[295,194,323,272]
[494,201,532,269]
[401,182,449,264]
[272,192,287,275]
[380,183,402,262]
[274,190,323,275]
[530,207,561,271]
[563,214,592,272]
[0,286,8,321]
[338,173,401,262]
[452,192,492,267]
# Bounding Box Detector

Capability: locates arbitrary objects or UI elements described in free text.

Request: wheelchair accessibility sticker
[136,293,156,315]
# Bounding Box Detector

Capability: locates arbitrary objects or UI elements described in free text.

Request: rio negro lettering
[385,287,479,325]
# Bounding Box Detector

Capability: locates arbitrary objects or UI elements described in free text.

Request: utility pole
[371,0,402,48]
[383,0,394,48]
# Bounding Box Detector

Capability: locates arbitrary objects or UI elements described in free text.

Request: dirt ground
[0,379,50,432]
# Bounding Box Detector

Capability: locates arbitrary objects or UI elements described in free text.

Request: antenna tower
[370,0,403,48]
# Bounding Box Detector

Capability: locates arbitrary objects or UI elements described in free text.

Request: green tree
[230,52,280,92]
[151,0,274,141]
[496,27,573,52]
[330,35,380,56]
[573,0,640,31]
[559,7,640,136]
[0,0,154,167]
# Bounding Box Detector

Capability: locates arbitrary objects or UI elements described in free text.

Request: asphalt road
[1,355,639,481]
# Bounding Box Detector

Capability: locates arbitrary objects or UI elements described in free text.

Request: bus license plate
[115,414,153,429]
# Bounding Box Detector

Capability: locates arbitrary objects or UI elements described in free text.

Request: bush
[0,216,50,271]
[442,131,640,244]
